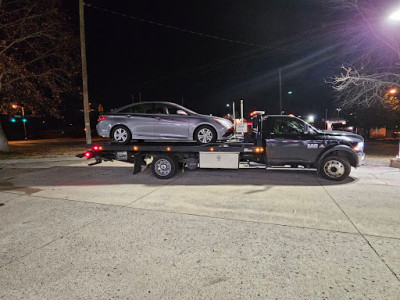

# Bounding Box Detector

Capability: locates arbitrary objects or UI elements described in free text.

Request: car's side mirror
[176,110,187,115]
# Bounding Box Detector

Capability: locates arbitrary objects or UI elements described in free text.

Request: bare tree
[329,0,400,109]
[0,0,79,151]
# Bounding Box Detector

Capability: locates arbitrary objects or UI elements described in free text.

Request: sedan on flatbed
[96,101,234,144]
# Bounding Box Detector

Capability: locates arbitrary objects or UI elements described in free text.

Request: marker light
[166,146,171,151]
[92,145,103,151]
[254,147,264,153]
[84,151,92,158]
[133,146,139,151]
[209,147,215,152]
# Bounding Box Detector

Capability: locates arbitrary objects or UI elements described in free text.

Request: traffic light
[10,118,16,123]
[22,118,27,123]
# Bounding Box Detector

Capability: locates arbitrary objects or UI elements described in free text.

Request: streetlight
[389,88,398,94]
[11,104,27,140]
[389,8,400,21]
[336,107,342,118]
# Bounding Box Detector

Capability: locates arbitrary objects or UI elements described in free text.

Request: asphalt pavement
[0,158,399,299]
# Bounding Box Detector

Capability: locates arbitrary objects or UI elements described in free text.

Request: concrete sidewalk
[0,161,399,299]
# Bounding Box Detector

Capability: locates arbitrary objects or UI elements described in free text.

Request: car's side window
[132,104,155,114]
[119,106,132,113]
[165,105,180,115]
[154,104,181,115]
[155,105,167,114]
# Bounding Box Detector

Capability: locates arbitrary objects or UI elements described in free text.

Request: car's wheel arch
[110,124,132,143]
[192,123,218,140]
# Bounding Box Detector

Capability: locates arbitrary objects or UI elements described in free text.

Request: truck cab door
[264,117,323,165]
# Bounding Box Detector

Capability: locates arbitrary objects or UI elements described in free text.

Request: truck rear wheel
[318,156,351,181]
[151,155,177,179]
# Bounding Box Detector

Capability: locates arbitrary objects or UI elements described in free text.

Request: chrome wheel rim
[155,159,172,176]
[114,128,128,142]
[324,160,345,178]
[198,128,213,143]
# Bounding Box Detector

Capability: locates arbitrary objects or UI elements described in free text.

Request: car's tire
[111,125,132,144]
[318,155,351,181]
[194,125,217,144]
[151,155,177,179]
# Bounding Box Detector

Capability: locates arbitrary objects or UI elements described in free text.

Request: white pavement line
[316,175,400,282]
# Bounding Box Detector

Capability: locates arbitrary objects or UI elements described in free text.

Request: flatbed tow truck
[77,113,365,181]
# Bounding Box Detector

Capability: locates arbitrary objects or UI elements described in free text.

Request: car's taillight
[98,116,108,122]
[84,151,92,158]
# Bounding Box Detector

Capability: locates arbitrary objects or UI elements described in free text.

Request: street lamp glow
[12,104,18,109]
[389,8,400,21]
[389,88,398,94]
[288,91,293,95]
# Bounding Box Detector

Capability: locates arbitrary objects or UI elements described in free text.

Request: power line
[84,2,288,51]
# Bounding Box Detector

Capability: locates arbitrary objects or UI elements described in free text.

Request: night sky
[83,0,344,118]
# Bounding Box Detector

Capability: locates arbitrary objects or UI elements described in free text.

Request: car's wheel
[318,156,351,181]
[151,155,177,179]
[194,125,217,144]
[111,125,132,144]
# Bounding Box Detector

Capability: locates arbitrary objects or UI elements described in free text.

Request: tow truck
[77,112,365,181]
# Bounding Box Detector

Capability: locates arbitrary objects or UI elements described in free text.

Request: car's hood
[319,130,363,141]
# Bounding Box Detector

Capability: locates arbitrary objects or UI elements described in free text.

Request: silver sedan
[96,101,234,144]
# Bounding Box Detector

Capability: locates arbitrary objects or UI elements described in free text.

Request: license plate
[115,151,128,160]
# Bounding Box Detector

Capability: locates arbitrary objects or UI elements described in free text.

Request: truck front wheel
[318,156,351,181]
[151,155,177,179]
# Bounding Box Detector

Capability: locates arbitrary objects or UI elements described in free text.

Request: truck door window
[274,118,304,135]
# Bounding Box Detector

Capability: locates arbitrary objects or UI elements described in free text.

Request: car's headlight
[214,118,233,129]
[353,141,364,152]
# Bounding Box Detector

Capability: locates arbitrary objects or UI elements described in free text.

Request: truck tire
[151,155,177,179]
[194,125,217,144]
[111,125,132,144]
[318,156,351,181]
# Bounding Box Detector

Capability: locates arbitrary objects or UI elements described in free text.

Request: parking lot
[1,158,399,299]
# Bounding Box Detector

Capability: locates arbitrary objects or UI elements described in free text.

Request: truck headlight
[353,141,364,152]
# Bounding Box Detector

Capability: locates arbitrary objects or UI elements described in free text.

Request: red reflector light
[97,116,108,122]
[166,146,171,151]
[210,147,215,152]
[92,145,103,151]
[133,146,139,151]
[250,111,257,116]
[84,151,92,158]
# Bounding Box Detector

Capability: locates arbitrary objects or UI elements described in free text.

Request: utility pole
[79,0,91,144]
[279,68,282,115]
[139,92,142,102]
[131,94,135,104]
[181,96,184,106]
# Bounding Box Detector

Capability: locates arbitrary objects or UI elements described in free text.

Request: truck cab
[249,114,365,179]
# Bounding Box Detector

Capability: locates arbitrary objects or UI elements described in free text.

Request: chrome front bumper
[357,152,365,167]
